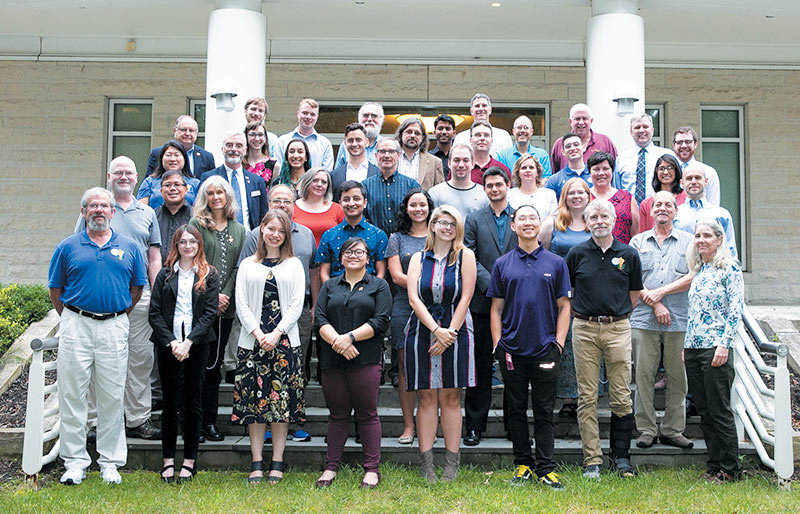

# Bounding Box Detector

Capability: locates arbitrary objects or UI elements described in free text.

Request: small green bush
[0,283,53,357]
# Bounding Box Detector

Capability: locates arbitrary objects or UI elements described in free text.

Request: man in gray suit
[463,166,517,446]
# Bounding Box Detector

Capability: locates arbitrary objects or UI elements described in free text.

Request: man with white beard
[334,102,386,168]
[51,186,147,485]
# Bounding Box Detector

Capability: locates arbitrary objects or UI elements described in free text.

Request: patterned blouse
[684,262,744,349]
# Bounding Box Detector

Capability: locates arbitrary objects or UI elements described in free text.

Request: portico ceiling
[1,0,799,67]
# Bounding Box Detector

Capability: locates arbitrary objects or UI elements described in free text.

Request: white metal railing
[731,305,794,487]
[22,336,60,479]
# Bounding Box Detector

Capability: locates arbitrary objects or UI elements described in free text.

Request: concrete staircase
[125,377,756,471]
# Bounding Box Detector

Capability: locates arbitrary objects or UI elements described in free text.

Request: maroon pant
[321,364,382,473]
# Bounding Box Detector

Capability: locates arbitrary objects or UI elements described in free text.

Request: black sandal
[160,464,175,484]
[249,461,264,484]
[267,460,285,484]
[176,463,197,484]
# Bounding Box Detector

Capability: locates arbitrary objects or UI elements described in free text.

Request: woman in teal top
[684,218,744,482]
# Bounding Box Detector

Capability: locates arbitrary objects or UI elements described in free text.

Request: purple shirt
[550,130,618,172]
[487,245,571,358]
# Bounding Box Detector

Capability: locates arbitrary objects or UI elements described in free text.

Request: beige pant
[573,317,633,466]
[633,329,687,438]
[58,309,129,470]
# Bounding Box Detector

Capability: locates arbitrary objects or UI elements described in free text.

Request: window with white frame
[190,99,206,148]
[645,104,665,147]
[107,99,153,188]
[701,105,746,267]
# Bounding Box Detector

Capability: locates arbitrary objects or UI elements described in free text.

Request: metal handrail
[21,336,60,478]
[732,306,794,487]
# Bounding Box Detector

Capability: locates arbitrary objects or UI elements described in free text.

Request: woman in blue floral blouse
[684,218,743,483]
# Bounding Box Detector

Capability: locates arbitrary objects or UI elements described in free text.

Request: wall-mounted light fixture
[210,80,238,112]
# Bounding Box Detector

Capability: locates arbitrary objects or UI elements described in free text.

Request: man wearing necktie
[613,114,676,204]
[146,115,216,178]
[199,131,268,232]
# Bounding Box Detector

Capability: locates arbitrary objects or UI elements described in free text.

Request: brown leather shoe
[659,434,694,449]
[636,433,655,448]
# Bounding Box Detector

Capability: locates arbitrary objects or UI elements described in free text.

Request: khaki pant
[58,309,129,470]
[573,317,633,466]
[633,329,687,438]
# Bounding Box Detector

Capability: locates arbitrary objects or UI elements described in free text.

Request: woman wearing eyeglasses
[638,154,686,231]
[314,237,391,489]
[405,205,477,483]
[243,121,277,185]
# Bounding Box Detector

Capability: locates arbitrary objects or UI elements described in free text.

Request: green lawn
[2,464,798,513]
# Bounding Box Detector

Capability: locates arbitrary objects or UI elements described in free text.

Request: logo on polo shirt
[110,249,125,260]
[611,256,625,271]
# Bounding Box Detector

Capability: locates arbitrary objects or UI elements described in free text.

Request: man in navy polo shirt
[488,204,571,489]
[49,187,147,486]
[316,180,388,281]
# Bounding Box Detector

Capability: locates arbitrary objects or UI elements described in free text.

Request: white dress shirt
[172,263,197,341]
[224,164,251,231]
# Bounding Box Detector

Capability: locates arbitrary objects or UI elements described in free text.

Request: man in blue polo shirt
[316,180,388,281]
[488,204,571,489]
[49,187,147,486]
[545,132,592,201]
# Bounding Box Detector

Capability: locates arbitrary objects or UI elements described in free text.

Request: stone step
[214,383,668,411]
[121,435,757,471]
[151,406,705,439]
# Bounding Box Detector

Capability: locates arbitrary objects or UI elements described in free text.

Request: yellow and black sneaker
[510,465,533,486]
[538,471,565,490]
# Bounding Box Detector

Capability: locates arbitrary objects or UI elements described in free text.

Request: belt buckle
[597,315,612,324]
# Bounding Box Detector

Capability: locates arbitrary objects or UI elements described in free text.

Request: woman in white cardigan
[233,209,305,484]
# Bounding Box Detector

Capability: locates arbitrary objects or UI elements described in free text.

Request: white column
[586,0,644,154]
[205,0,265,164]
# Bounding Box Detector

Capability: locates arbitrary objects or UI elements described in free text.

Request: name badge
[250,190,261,197]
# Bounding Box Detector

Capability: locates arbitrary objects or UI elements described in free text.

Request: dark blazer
[147,145,216,178]
[330,161,380,202]
[149,266,220,347]
[463,205,518,314]
[199,165,268,230]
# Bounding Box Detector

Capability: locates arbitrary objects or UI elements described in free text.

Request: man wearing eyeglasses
[496,116,552,177]
[362,138,421,236]
[153,171,192,265]
[672,127,720,205]
[334,102,386,168]
[146,115,216,178]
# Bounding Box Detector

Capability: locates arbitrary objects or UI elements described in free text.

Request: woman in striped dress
[405,205,477,483]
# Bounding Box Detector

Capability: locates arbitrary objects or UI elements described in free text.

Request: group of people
[47,94,744,490]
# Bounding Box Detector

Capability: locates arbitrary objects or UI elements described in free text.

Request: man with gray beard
[51,187,147,485]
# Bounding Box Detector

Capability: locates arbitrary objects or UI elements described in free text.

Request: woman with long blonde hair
[405,205,477,483]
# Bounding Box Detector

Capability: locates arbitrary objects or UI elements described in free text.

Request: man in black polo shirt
[488,205,571,489]
[566,198,643,480]
[153,170,192,265]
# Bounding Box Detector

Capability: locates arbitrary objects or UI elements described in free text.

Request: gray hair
[629,113,654,129]
[378,137,403,153]
[686,218,736,273]
[297,168,333,202]
[108,155,137,176]
[193,175,238,229]
[80,187,114,209]
[583,198,616,222]
[358,102,384,121]
[471,93,492,107]
[173,115,197,129]
[268,183,295,201]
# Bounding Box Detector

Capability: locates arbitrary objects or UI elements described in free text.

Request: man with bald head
[629,191,694,450]
[550,104,617,171]
[497,116,552,177]
[147,115,215,178]
[673,163,738,259]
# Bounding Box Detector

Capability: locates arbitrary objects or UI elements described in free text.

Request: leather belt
[65,304,126,321]
[573,312,630,323]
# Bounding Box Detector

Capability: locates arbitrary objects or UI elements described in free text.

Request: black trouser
[498,346,559,476]
[465,312,493,433]
[157,342,209,460]
[202,316,233,426]
[684,348,740,476]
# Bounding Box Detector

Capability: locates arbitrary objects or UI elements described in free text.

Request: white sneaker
[100,467,122,484]
[60,467,86,485]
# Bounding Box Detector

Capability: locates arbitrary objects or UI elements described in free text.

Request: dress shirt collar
[173,262,198,273]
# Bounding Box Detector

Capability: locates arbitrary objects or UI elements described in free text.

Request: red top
[292,202,345,245]
[470,158,510,185]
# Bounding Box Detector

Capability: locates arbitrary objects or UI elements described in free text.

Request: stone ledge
[0,309,59,396]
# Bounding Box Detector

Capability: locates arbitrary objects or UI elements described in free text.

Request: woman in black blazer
[149,224,219,484]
